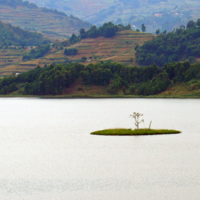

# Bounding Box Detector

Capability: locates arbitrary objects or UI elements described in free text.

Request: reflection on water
[0,98,200,200]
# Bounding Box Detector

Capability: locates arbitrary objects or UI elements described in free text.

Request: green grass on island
[90,129,181,136]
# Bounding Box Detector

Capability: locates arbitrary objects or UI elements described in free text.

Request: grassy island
[91,129,181,136]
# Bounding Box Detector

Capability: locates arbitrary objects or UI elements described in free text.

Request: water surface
[0,98,199,200]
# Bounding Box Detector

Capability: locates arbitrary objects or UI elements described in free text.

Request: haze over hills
[0,0,91,40]
[29,0,200,33]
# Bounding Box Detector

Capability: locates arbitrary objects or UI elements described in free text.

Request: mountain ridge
[28,0,200,33]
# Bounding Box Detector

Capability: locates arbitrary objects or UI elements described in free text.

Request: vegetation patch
[64,48,78,56]
[91,128,181,136]
[22,44,50,61]
[69,22,132,44]
[0,21,50,47]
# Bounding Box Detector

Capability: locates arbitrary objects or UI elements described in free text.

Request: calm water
[0,98,200,200]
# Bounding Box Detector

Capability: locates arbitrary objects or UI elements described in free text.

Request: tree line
[1,60,200,96]
[69,22,131,44]
[41,7,67,16]
[136,19,200,67]
[64,48,78,56]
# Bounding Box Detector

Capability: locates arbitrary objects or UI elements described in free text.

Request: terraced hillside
[0,4,91,40]
[0,48,34,77]
[0,30,155,77]
[63,30,155,64]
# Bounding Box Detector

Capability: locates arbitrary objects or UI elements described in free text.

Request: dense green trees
[155,29,160,35]
[69,33,81,44]
[69,22,131,44]
[141,24,146,32]
[64,48,78,56]
[23,44,50,61]
[83,22,131,39]
[1,60,200,96]
[136,19,200,67]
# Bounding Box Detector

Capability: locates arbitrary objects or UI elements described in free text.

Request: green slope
[0,21,50,46]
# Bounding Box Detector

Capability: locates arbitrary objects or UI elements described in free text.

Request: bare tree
[149,121,152,129]
[130,112,144,129]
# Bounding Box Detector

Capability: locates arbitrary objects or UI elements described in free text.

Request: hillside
[0,30,155,77]
[28,0,200,33]
[0,1,91,40]
[0,21,50,47]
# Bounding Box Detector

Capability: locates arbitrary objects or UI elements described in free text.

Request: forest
[0,21,50,47]
[1,60,200,96]
[136,19,200,67]
[64,48,78,56]
[69,22,131,44]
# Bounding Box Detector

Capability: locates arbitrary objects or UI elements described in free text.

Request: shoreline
[0,94,200,99]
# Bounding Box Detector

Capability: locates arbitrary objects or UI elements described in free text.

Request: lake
[0,98,200,200]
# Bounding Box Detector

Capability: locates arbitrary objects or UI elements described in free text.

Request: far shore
[0,94,200,99]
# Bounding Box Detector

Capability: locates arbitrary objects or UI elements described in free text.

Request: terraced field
[0,30,155,77]
[0,48,35,77]
[63,30,155,64]
[0,5,91,40]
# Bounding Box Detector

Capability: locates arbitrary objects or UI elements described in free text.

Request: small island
[91,112,181,136]
[91,128,181,136]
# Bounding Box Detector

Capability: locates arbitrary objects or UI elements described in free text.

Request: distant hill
[28,0,200,33]
[0,0,91,40]
[0,21,50,47]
